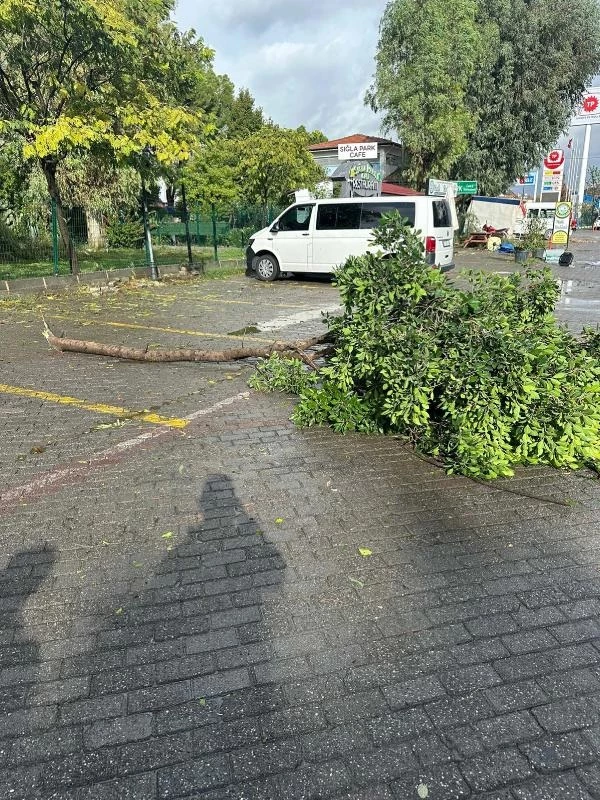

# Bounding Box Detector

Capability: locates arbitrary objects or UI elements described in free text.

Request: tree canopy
[0,0,210,269]
[369,0,600,193]
[237,125,325,212]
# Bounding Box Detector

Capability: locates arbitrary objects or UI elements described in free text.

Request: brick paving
[1,248,600,798]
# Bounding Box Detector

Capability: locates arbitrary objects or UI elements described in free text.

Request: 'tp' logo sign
[544,150,565,170]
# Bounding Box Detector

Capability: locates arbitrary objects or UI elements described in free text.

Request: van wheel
[253,254,280,281]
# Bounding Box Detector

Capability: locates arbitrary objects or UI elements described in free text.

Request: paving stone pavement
[1,255,600,798]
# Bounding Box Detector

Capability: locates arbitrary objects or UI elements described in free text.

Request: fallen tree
[42,325,331,363]
[250,215,600,479]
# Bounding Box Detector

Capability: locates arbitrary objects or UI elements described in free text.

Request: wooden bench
[463,232,490,248]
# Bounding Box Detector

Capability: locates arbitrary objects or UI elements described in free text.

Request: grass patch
[0,245,246,281]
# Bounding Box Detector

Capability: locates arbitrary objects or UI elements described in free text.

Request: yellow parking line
[49,318,270,343]
[194,295,310,309]
[0,384,188,429]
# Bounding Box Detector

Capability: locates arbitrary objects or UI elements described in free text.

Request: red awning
[380,183,423,196]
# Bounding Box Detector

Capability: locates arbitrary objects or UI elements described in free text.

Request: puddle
[558,278,600,307]
[227,325,260,336]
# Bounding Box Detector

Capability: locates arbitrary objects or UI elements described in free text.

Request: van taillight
[425,237,436,253]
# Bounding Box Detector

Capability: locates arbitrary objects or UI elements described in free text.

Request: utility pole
[576,124,592,220]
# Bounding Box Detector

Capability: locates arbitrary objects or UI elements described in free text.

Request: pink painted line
[0,391,251,515]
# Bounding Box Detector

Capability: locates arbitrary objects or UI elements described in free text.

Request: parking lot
[2,239,600,799]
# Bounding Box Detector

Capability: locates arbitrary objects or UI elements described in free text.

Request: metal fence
[0,202,283,281]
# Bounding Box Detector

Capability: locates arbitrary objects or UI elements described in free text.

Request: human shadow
[0,546,57,793]
[27,474,295,799]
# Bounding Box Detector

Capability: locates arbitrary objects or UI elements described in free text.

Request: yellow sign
[551,230,568,245]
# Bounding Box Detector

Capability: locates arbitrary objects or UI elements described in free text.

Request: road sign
[427,178,477,196]
[455,181,478,195]
[427,178,457,197]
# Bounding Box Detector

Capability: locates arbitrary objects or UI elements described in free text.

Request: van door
[270,204,314,270]
[431,199,454,269]
[311,203,363,272]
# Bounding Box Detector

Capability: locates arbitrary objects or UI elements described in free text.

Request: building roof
[381,182,422,196]
[309,133,401,151]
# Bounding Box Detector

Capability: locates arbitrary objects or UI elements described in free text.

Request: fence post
[211,203,219,265]
[180,182,197,272]
[51,198,59,275]
[141,175,159,280]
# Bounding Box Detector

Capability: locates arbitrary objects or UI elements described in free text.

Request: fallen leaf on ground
[417,783,429,798]
[161,531,174,539]
[348,577,365,588]
[274,518,284,524]
[115,607,124,615]
[358,547,373,557]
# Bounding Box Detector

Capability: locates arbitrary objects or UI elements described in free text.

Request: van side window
[359,203,416,229]
[432,200,451,228]
[277,205,314,232]
[316,204,361,230]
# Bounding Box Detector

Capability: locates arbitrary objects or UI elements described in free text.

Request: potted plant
[522,217,547,259]
[512,237,530,263]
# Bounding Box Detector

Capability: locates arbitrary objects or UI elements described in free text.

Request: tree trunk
[43,325,332,363]
[166,184,176,208]
[85,208,106,250]
[41,158,79,274]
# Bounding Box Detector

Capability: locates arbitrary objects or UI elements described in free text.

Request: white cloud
[173,0,388,138]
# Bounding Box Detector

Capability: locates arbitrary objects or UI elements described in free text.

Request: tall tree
[367,0,486,188]
[0,0,205,272]
[454,0,600,194]
[369,0,600,193]
[237,125,325,221]
[182,138,240,214]
[224,88,265,139]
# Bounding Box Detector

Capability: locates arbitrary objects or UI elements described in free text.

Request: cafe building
[308,134,419,198]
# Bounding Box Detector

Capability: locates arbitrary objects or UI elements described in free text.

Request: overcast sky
[173,1,599,191]
[173,0,388,139]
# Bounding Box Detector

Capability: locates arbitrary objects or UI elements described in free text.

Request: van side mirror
[270,221,279,233]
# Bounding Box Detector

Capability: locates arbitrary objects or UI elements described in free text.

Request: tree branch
[43,325,333,363]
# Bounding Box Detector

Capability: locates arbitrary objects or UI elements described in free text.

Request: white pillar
[577,124,592,216]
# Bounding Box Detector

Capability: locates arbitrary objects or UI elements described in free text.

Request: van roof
[306,196,439,205]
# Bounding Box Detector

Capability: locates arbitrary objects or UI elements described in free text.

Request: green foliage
[248,354,319,395]
[369,0,600,193]
[237,125,326,211]
[223,88,265,139]
[253,214,600,479]
[0,218,51,261]
[521,216,548,252]
[106,216,144,248]
[183,138,240,213]
[367,0,484,188]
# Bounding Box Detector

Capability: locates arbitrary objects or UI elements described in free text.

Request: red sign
[572,88,600,126]
[583,95,599,114]
[544,150,565,170]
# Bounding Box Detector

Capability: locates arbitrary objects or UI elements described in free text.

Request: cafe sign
[348,163,382,197]
[338,142,378,160]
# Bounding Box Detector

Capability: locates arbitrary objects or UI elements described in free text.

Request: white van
[513,202,556,238]
[246,196,455,281]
